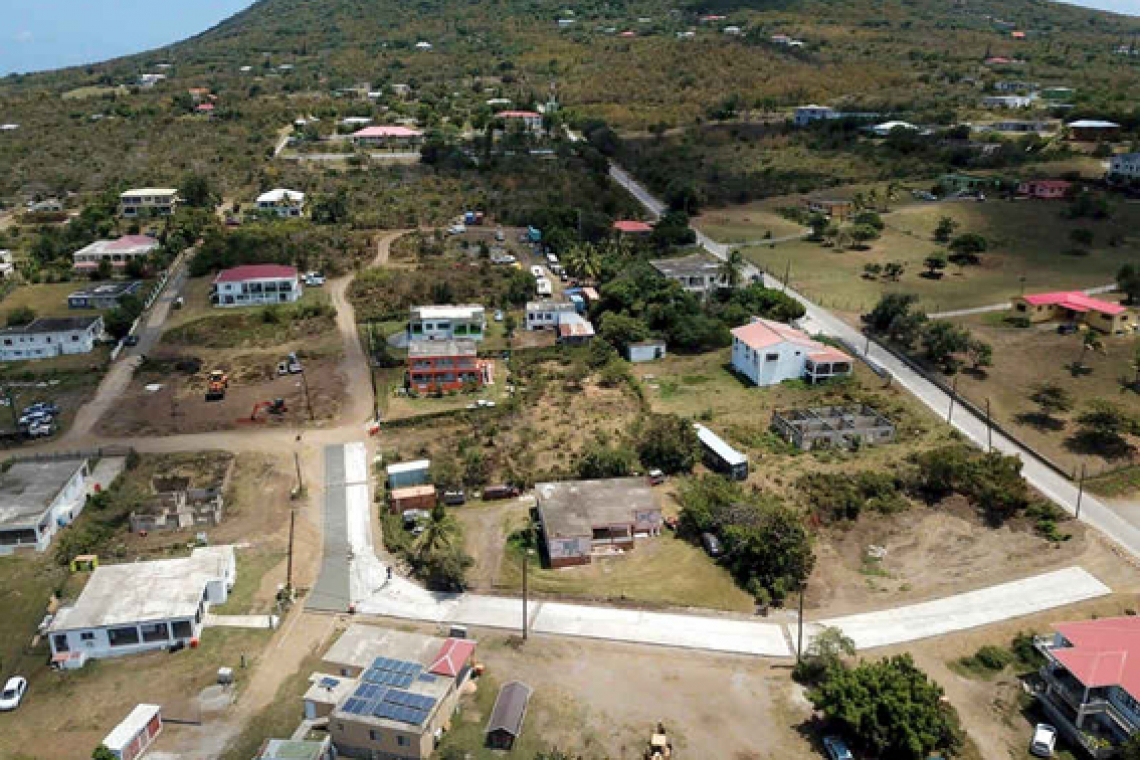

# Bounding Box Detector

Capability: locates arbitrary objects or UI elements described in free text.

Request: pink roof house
[72,236,160,271]
[1017,179,1073,199]
[730,318,853,386]
[1013,291,1134,333]
[351,125,424,146]
[613,220,653,235]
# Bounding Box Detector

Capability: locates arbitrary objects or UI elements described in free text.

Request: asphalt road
[610,162,1140,562]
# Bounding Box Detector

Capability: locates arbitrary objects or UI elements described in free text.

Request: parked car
[401,509,431,535]
[822,736,853,760]
[441,489,466,506]
[304,271,325,286]
[494,310,504,322]
[648,469,665,486]
[1057,323,1079,335]
[24,402,58,416]
[1029,724,1056,758]
[447,224,466,236]
[123,334,141,347]
[0,676,26,711]
[482,484,520,500]
[700,532,723,558]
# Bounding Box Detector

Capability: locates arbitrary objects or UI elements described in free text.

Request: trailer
[694,423,748,480]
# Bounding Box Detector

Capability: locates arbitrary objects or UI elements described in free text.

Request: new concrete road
[317,445,1110,657]
[611,162,1140,563]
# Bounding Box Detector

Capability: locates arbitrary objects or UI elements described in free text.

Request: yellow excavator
[205,369,228,401]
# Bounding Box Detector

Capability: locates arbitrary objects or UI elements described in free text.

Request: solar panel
[408,708,428,725]
[397,674,413,688]
[342,697,368,715]
[418,673,437,683]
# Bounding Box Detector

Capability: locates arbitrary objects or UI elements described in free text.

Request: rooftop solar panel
[342,697,367,715]
[418,673,437,683]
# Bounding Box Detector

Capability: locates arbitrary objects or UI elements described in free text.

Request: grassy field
[741,197,1140,316]
[945,315,1140,484]
[0,282,102,319]
[434,671,557,760]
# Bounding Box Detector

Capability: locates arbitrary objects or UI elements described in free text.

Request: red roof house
[351,126,424,146]
[730,318,853,386]
[213,264,302,307]
[1017,179,1073,199]
[613,220,653,235]
[1013,291,1133,333]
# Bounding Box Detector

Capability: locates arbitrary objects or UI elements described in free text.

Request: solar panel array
[360,657,424,690]
[339,660,440,727]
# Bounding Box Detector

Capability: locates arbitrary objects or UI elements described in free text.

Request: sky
[1,0,254,75]
[1,0,1137,76]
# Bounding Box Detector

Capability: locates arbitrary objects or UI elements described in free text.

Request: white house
[408,305,486,342]
[212,264,303,307]
[525,300,577,330]
[869,120,920,137]
[119,188,178,217]
[0,250,14,279]
[794,105,840,126]
[0,460,89,555]
[1109,152,1140,181]
[626,340,666,363]
[137,73,166,88]
[351,125,423,148]
[497,111,544,134]
[72,235,159,272]
[256,189,306,218]
[48,545,237,666]
[0,316,104,362]
[650,254,728,296]
[982,94,1036,109]
[730,317,853,386]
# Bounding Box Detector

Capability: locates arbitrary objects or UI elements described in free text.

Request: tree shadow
[961,366,988,380]
[1064,431,1135,460]
[1014,412,1065,432]
[1066,363,1094,378]
[919,271,945,280]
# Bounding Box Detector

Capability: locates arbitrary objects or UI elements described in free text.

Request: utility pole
[367,322,379,420]
[521,550,529,641]
[985,398,993,453]
[782,260,791,294]
[863,333,871,357]
[299,367,315,421]
[796,582,806,665]
[1076,463,1087,519]
[286,509,296,591]
[294,450,304,493]
[947,375,959,425]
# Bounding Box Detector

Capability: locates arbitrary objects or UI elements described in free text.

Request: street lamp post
[522,548,533,641]
[985,398,993,453]
[947,375,959,426]
[1076,463,1087,519]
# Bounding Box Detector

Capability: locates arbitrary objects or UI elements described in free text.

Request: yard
[740,196,1140,316]
[1,281,103,319]
[0,345,111,440]
[378,359,510,422]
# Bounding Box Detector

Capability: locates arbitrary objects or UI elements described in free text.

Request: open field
[741,197,1140,316]
[694,203,808,244]
[0,282,103,319]
[944,315,1140,485]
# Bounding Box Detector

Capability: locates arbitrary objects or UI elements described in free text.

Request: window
[397,736,410,747]
[53,634,69,653]
[765,353,779,362]
[141,622,170,642]
[71,335,79,342]
[369,730,382,742]
[80,632,95,641]
[108,626,141,647]
[172,620,192,639]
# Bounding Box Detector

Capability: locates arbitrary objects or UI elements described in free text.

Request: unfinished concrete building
[771,404,895,451]
[128,465,231,533]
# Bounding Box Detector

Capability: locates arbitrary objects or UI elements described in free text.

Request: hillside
[0,0,1138,198]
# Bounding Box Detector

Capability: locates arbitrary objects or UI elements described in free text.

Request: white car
[447,224,466,235]
[1029,723,1056,757]
[304,272,325,286]
[529,265,545,278]
[494,310,504,322]
[0,676,26,711]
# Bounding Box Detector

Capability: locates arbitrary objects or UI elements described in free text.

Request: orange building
[406,339,488,393]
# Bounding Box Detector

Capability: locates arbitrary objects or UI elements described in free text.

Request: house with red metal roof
[212,264,302,308]
[1011,291,1134,334]
[1017,179,1074,199]
[730,317,853,386]
[613,220,653,236]
[1036,616,1140,757]
[495,110,543,134]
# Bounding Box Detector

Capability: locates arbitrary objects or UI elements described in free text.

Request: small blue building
[386,459,431,489]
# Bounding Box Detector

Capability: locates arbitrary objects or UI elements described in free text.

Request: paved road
[928,283,1120,319]
[610,162,1140,562]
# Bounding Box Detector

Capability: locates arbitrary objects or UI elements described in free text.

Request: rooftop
[558,315,595,339]
[74,236,160,258]
[213,264,299,283]
[323,625,444,671]
[407,339,477,359]
[386,460,430,477]
[0,460,87,530]
[649,253,724,278]
[104,704,161,752]
[302,673,357,707]
[257,188,306,204]
[1051,617,1140,699]
[731,317,822,351]
[50,546,235,631]
[498,110,541,118]
[0,316,103,336]
[256,738,331,760]
[526,300,575,312]
[1068,119,1120,129]
[352,126,423,138]
[410,304,485,320]
[486,681,532,738]
[390,485,437,500]
[1020,291,1128,316]
[536,477,659,538]
[120,188,177,198]
[694,423,748,467]
[428,638,476,677]
[69,281,142,299]
[613,220,653,233]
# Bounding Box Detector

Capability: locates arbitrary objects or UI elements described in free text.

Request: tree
[576,439,636,479]
[862,263,882,280]
[1070,228,1094,248]
[794,626,856,684]
[411,503,470,590]
[430,453,463,490]
[1118,263,1140,305]
[848,224,880,249]
[1073,330,1105,371]
[95,258,113,281]
[923,252,948,278]
[93,746,117,760]
[809,654,962,760]
[597,312,650,353]
[921,320,971,371]
[864,294,922,339]
[719,250,745,289]
[965,338,993,372]
[6,306,35,327]
[853,210,884,230]
[310,190,349,224]
[1029,382,1074,421]
[883,261,906,281]
[1073,400,1135,458]
[635,413,699,474]
[1119,732,1140,760]
[948,233,987,264]
[664,181,700,215]
[564,242,602,281]
[933,216,958,243]
[807,213,829,241]
[178,173,216,208]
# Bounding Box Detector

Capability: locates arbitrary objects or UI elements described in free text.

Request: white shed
[103,703,162,760]
[626,340,666,363]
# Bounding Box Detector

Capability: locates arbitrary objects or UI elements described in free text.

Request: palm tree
[720,249,744,289]
[1073,329,1106,371]
[565,242,601,282]
[412,504,460,564]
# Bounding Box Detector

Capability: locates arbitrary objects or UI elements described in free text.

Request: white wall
[731,338,807,386]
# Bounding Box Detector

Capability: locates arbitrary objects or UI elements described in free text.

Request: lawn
[162,288,339,352]
[0,556,69,689]
[741,197,1140,316]
[0,282,102,319]
[381,360,510,421]
[434,671,564,760]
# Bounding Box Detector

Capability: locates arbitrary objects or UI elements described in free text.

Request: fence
[5,445,134,464]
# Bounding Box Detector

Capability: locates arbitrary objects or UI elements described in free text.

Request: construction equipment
[276,353,302,375]
[205,370,229,401]
[646,723,672,759]
[249,398,287,421]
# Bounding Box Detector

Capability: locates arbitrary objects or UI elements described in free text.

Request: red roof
[352,126,422,138]
[613,220,653,233]
[428,638,476,677]
[619,31,636,37]
[214,264,298,283]
[1052,617,1140,699]
[108,235,158,250]
[1021,291,1127,316]
[732,318,823,351]
[498,111,541,119]
[196,103,215,112]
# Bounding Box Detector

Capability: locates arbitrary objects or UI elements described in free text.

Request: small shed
[389,484,437,514]
[103,704,162,760]
[627,340,666,363]
[485,681,533,750]
[386,459,430,488]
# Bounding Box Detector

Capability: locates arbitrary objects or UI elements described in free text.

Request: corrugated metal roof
[485,681,533,737]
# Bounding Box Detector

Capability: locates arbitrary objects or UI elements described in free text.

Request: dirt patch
[94,352,345,437]
[809,496,1140,616]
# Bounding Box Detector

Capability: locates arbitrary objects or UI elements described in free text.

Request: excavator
[204,370,228,401]
[249,398,287,421]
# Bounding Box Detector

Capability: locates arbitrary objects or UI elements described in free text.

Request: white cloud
[15,30,33,43]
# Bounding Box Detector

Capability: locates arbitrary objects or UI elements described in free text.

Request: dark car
[700,532,723,558]
[482,484,520,500]
[1057,323,1079,335]
[123,335,140,346]
[441,489,466,506]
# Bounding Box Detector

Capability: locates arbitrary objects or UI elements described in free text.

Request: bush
[796,471,908,523]
[6,305,35,327]
[634,413,699,474]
